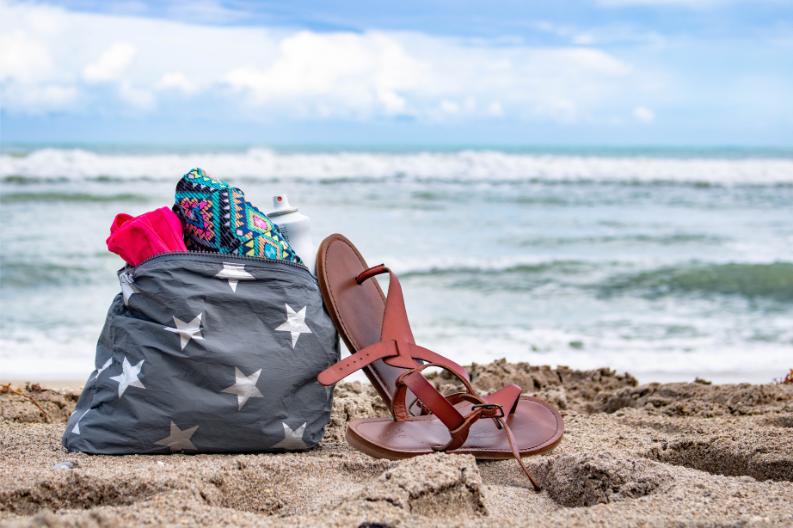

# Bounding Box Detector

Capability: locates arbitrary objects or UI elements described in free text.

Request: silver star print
[222,367,264,410]
[164,313,204,350]
[275,304,312,348]
[89,357,113,382]
[109,357,145,397]
[119,270,139,306]
[215,262,254,292]
[155,421,199,452]
[272,422,309,450]
[71,409,90,435]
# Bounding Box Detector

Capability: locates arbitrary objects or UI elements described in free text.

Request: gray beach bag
[63,253,339,454]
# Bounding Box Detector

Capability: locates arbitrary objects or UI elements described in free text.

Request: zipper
[133,250,311,277]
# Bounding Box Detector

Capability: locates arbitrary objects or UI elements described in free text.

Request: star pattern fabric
[119,270,139,306]
[164,313,204,350]
[71,409,90,435]
[222,367,264,410]
[276,304,312,348]
[272,422,308,450]
[89,357,113,382]
[63,252,338,455]
[215,263,254,292]
[155,421,199,452]
[109,357,145,397]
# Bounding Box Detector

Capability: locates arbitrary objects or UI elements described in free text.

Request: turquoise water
[1,146,792,382]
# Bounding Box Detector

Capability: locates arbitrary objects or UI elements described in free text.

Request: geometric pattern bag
[62,252,338,454]
[173,168,302,264]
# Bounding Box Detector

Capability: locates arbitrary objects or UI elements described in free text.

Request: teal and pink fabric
[172,168,302,264]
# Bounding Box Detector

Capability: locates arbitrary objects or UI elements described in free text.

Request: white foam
[0,335,95,380]
[2,327,784,383]
[416,326,793,384]
[3,148,793,185]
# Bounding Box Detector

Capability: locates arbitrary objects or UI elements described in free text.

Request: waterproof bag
[63,253,339,454]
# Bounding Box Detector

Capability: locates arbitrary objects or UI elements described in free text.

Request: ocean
[1,145,792,383]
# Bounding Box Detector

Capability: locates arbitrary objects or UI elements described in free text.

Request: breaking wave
[603,262,793,301]
[3,148,793,185]
[399,259,793,301]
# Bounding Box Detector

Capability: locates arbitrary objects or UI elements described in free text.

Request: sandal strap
[358,265,468,379]
[498,417,542,491]
[317,264,469,386]
[393,364,541,491]
[318,340,469,386]
[392,363,477,426]
[393,363,504,451]
[483,384,522,415]
[356,263,414,345]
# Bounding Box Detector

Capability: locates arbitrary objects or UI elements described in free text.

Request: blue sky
[1,0,792,145]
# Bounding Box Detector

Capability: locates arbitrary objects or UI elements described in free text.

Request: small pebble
[53,460,78,470]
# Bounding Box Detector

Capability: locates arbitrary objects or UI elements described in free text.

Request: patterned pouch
[173,168,302,264]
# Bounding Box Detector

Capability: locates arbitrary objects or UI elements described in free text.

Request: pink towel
[107,207,187,266]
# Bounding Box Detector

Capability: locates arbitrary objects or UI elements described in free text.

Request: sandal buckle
[408,397,429,416]
[471,403,504,418]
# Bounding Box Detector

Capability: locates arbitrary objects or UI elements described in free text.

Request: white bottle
[268,194,315,271]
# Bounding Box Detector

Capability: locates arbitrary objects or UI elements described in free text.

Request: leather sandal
[315,234,564,490]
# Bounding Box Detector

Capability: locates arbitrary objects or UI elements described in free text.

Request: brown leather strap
[392,362,479,422]
[498,417,542,492]
[407,343,468,379]
[317,339,472,386]
[393,363,507,452]
[438,407,492,452]
[317,264,470,385]
[355,263,388,284]
[317,340,397,385]
[360,265,468,378]
[356,264,415,345]
[392,364,486,451]
[483,384,522,416]
[392,363,504,451]
[396,368,466,429]
[391,363,541,491]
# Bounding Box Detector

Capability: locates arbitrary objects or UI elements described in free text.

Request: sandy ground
[1,360,792,527]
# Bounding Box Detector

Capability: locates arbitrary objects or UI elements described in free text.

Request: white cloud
[439,99,460,115]
[633,105,656,123]
[0,9,76,111]
[157,71,197,94]
[378,90,407,114]
[220,33,635,121]
[533,19,668,48]
[224,31,429,118]
[0,31,54,82]
[1,83,77,112]
[118,81,153,109]
[0,1,654,123]
[83,42,137,83]
[487,101,504,117]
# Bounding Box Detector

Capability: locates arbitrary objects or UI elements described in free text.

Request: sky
[0,0,792,145]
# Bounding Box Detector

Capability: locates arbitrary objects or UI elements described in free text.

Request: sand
[1,360,792,527]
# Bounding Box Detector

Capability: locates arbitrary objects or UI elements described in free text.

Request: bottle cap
[268,194,298,217]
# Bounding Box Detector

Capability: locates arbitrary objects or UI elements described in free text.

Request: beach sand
[1,360,792,527]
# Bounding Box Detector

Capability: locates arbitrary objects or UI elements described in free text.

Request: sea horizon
[4,143,793,157]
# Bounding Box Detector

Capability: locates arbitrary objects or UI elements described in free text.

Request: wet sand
[1,360,792,527]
